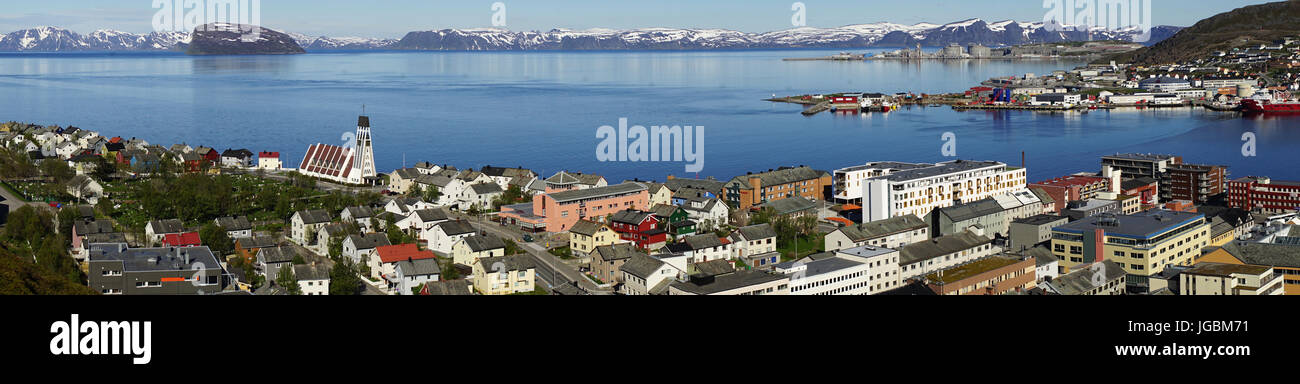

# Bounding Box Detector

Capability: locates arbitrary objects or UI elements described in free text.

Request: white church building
[297,115,378,185]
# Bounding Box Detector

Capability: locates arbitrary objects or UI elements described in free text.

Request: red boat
[1241,92,1300,113]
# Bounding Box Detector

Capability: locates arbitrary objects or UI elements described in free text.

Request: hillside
[1103,1,1300,65]
[186,23,305,55]
[0,246,95,295]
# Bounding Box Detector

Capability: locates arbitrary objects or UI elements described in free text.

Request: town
[773,35,1300,114]
[2,101,1296,296]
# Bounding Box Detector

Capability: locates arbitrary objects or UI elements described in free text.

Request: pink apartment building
[499,182,649,233]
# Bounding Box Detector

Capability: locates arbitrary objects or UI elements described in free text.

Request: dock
[801,101,831,116]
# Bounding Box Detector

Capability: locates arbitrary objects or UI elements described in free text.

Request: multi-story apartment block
[1199,241,1300,295]
[498,182,649,233]
[1051,210,1210,290]
[832,162,929,204]
[1227,176,1300,214]
[725,166,831,210]
[1163,163,1226,204]
[862,160,1027,222]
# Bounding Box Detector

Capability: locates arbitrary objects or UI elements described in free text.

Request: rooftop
[1184,262,1271,277]
[925,256,1026,285]
[1055,210,1205,238]
[87,244,222,273]
[899,231,992,266]
[871,160,1007,183]
[670,270,786,295]
[547,182,647,204]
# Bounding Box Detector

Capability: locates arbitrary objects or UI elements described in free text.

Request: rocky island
[186,23,305,55]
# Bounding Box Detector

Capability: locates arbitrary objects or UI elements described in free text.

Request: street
[451,212,612,295]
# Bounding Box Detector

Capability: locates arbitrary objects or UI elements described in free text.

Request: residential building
[393,258,441,295]
[144,219,184,245]
[293,264,331,296]
[395,208,450,243]
[544,171,607,191]
[1062,199,1122,221]
[472,254,536,295]
[1163,163,1226,204]
[373,243,437,283]
[590,243,645,284]
[342,233,390,265]
[1122,177,1161,208]
[664,234,732,264]
[428,220,478,255]
[1100,153,1181,181]
[214,216,253,239]
[419,279,474,295]
[1179,262,1282,295]
[725,166,831,210]
[234,236,276,265]
[220,148,254,168]
[925,255,1036,295]
[862,160,1027,222]
[568,220,621,258]
[388,168,423,194]
[255,245,297,280]
[162,232,202,248]
[898,230,997,280]
[70,219,117,260]
[755,196,818,219]
[832,162,930,204]
[340,206,379,233]
[650,204,695,237]
[289,210,332,246]
[610,209,667,250]
[1227,176,1300,214]
[1051,210,1210,290]
[86,243,224,295]
[451,234,506,267]
[728,224,778,262]
[824,214,929,252]
[620,253,683,295]
[257,152,281,170]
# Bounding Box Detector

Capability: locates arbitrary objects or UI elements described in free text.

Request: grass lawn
[510,286,549,296]
[549,246,573,260]
[777,233,824,262]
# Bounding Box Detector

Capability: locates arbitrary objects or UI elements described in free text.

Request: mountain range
[0,18,1182,53]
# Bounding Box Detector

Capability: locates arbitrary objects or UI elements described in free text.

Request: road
[0,180,47,214]
[451,212,612,295]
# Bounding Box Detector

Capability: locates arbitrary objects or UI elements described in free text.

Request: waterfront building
[861,160,1027,222]
[832,161,930,204]
[1228,176,1300,214]
[1138,76,1192,92]
[297,115,377,185]
[1163,163,1227,204]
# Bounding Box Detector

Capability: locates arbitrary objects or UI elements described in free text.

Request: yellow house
[472,255,536,295]
[568,220,620,258]
[1199,242,1300,295]
[1051,210,1210,290]
[451,234,507,267]
[648,183,673,208]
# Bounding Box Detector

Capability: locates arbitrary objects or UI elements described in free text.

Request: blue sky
[0,0,1274,37]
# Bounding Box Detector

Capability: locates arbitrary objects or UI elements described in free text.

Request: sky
[0,0,1276,38]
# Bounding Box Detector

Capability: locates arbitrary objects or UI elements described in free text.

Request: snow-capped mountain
[0,18,1182,52]
[393,20,1182,50]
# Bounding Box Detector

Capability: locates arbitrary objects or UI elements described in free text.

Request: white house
[384,197,435,217]
[145,219,185,245]
[293,264,331,296]
[728,223,777,262]
[620,253,685,295]
[682,198,729,231]
[459,182,504,211]
[257,152,282,171]
[341,206,379,233]
[664,234,732,264]
[55,141,80,159]
[66,175,104,205]
[393,258,441,295]
[289,210,333,246]
[395,208,450,243]
[214,216,253,239]
[342,233,391,265]
[429,220,478,255]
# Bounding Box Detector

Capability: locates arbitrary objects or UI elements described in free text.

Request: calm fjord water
[1,49,1296,183]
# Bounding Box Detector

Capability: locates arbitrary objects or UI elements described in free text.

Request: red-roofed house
[258,151,282,170]
[163,232,202,247]
[108,136,123,144]
[370,243,437,282]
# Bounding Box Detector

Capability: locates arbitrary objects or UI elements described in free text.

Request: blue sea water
[1,49,1296,183]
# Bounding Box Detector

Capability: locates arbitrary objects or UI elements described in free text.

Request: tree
[441,261,460,280]
[749,207,775,225]
[503,239,523,255]
[275,266,301,295]
[408,184,423,198]
[328,260,363,295]
[90,155,114,181]
[327,234,344,261]
[424,185,441,203]
[39,159,74,184]
[796,215,818,237]
[199,223,234,256]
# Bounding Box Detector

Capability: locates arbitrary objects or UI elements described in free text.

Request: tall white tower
[353,115,376,183]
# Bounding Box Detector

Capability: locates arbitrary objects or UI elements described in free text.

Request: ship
[1241,91,1300,113]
